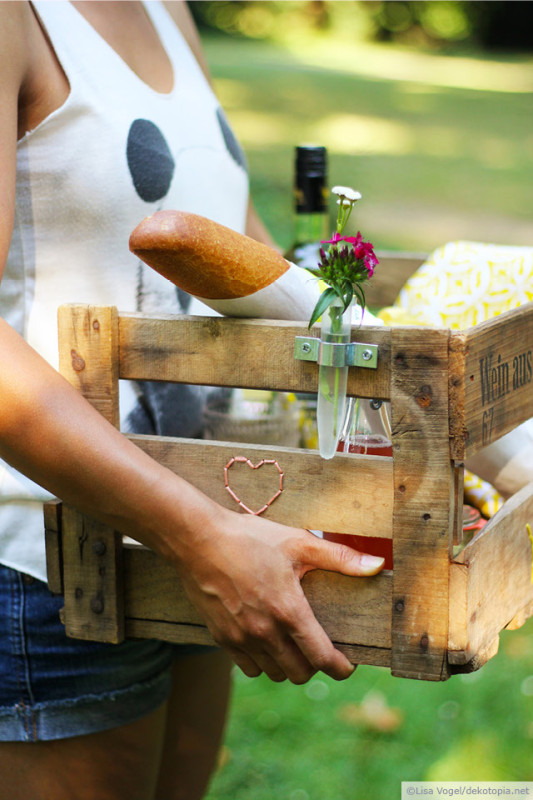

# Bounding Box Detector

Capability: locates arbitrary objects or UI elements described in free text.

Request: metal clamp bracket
[294,336,378,369]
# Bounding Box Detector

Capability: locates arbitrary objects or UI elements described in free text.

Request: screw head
[92,540,106,557]
[362,349,373,361]
[301,342,312,354]
[90,596,104,615]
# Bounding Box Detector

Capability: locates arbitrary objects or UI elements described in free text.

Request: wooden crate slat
[448,481,533,664]
[448,330,468,462]
[123,546,392,654]
[128,434,394,538]
[58,304,120,426]
[366,252,426,308]
[390,327,454,681]
[118,313,392,400]
[463,303,533,458]
[61,506,125,643]
[44,500,63,596]
[125,619,214,646]
[124,618,392,667]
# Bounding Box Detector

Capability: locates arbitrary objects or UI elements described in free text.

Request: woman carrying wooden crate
[0,4,384,799]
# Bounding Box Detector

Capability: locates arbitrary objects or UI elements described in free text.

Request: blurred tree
[367,1,533,50]
[187,0,533,52]
[468,1,533,50]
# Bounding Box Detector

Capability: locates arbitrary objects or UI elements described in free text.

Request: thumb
[302,532,385,577]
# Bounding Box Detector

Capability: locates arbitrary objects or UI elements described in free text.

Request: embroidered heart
[224,456,284,516]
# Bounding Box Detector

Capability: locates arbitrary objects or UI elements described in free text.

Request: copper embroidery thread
[224,456,284,515]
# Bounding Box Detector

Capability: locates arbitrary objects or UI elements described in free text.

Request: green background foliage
[191,4,533,254]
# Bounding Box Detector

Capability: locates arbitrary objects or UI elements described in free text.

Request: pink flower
[321,231,378,277]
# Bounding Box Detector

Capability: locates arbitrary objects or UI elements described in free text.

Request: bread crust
[129,210,289,299]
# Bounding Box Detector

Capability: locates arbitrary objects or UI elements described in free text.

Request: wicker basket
[202,404,301,448]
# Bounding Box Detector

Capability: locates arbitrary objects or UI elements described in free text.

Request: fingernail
[360,554,385,570]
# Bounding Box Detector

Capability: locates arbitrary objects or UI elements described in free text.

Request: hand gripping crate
[44,255,533,682]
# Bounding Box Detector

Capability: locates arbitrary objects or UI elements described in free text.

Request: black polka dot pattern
[126,119,175,202]
[216,108,247,171]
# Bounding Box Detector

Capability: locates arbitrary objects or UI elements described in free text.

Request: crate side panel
[452,482,533,663]
[464,303,533,458]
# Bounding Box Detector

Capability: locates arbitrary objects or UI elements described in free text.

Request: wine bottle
[285,145,329,270]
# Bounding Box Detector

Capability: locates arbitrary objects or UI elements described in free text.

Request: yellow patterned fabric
[463,470,504,518]
[394,241,533,330]
[391,240,533,517]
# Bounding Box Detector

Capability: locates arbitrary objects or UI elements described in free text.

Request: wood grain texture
[44,501,63,595]
[463,303,533,458]
[61,506,125,643]
[448,331,468,462]
[122,545,392,654]
[124,618,392,667]
[390,327,454,680]
[58,305,120,427]
[128,434,393,538]
[448,481,533,663]
[366,252,425,308]
[118,313,392,400]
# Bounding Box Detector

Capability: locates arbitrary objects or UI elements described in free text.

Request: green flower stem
[337,203,353,234]
[329,304,344,433]
[317,298,351,459]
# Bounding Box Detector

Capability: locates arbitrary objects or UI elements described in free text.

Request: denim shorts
[0,564,212,742]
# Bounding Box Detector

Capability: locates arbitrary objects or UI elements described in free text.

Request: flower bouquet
[307,186,378,459]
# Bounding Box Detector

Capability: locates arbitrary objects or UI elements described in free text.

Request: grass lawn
[200,30,533,800]
[207,620,533,800]
[203,32,533,254]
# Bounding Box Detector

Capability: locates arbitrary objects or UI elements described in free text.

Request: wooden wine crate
[44,254,533,682]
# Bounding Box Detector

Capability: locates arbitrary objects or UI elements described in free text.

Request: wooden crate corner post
[390,326,455,681]
[56,304,125,643]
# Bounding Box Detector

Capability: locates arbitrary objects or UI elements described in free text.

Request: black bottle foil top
[295,145,328,213]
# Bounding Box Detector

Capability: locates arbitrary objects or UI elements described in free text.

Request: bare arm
[0,3,383,686]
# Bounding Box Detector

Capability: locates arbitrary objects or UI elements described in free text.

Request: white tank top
[0,1,249,580]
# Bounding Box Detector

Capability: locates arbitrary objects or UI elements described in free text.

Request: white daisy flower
[331,186,362,202]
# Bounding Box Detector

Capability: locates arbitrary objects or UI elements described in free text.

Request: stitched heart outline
[224,456,284,515]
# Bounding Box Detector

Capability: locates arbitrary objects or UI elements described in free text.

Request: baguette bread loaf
[129,209,324,321]
[130,210,290,299]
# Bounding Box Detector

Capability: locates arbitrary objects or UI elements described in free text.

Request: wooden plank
[463,303,533,459]
[124,618,391,667]
[124,619,391,668]
[118,313,392,400]
[125,619,213,646]
[123,545,392,651]
[390,327,454,681]
[44,500,63,595]
[128,434,393,539]
[366,252,425,308]
[448,482,533,664]
[61,506,125,643]
[58,304,120,426]
[448,331,468,462]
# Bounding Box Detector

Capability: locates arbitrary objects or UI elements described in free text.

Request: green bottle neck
[293,211,330,248]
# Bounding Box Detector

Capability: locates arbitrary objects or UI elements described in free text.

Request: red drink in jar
[324,431,394,569]
[341,435,393,457]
